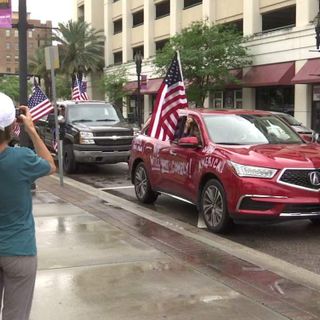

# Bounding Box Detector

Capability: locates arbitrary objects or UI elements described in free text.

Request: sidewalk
[30,176,320,320]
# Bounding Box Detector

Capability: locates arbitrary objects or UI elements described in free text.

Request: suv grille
[93,130,133,147]
[94,130,132,137]
[279,169,320,190]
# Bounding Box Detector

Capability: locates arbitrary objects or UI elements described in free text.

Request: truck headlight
[79,131,95,144]
[229,161,277,178]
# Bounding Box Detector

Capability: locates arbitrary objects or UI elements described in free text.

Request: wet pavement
[30,176,320,319]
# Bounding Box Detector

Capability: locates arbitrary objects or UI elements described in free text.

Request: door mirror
[178,136,199,147]
[47,114,55,128]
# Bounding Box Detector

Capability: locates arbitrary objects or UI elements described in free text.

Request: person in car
[183,116,201,141]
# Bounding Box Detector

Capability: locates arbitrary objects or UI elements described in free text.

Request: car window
[203,114,303,145]
[68,103,121,123]
[277,113,301,126]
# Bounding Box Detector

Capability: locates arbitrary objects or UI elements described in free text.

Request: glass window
[184,0,202,9]
[67,103,122,123]
[113,18,122,34]
[6,42,10,49]
[203,114,302,145]
[113,51,122,64]
[262,5,296,32]
[155,38,169,52]
[156,0,170,19]
[132,10,144,27]
[6,67,11,73]
[15,55,19,62]
[256,86,294,115]
[5,29,10,37]
[132,46,144,60]
[28,30,33,38]
[6,55,11,62]
[14,30,18,37]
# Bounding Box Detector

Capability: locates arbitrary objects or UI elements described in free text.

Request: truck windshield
[68,103,121,123]
[203,114,303,145]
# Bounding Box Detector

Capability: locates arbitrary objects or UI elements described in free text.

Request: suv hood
[72,120,133,131]
[219,143,320,169]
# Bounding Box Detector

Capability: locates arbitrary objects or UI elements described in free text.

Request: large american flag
[72,77,89,101]
[28,85,54,122]
[148,52,187,141]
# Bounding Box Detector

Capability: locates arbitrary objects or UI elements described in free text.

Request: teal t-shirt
[0,146,50,256]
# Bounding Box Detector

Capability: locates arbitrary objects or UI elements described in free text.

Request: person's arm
[18,106,56,175]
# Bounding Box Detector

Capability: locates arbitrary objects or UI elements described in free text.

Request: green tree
[155,21,252,106]
[0,76,21,103]
[28,48,51,97]
[53,20,105,80]
[101,67,129,109]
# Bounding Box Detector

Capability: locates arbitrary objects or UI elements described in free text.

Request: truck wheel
[199,179,233,234]
[134,162,158,204]
[63,144,77,174]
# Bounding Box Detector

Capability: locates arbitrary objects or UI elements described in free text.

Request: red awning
[291,59,320,84]
[242,62,295,87]
[124,78,163,94]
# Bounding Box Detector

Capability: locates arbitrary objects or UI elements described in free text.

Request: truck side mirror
[47,114,55,128]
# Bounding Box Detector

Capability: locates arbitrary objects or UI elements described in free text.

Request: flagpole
[176,51,184,83]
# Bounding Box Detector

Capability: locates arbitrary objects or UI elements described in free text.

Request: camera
[15,108,24,119]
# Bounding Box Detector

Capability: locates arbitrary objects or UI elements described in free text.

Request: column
[143,95,152,123]
[122,0,132,63]
[202,0,216,24]
[170,0,183,36]
[296,0,318,28]
[294,60,312,127]
[243,0,261,36]
[104,0,113,66]
[144,0,155,58]
[242,88,255,110]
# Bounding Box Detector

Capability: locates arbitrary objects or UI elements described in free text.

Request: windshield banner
[0,0,11,28]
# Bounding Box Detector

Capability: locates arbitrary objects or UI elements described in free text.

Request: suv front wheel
[199,179,233,233]
[63,144,78,174]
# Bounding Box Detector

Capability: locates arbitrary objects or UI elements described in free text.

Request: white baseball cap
[0,92,15,131]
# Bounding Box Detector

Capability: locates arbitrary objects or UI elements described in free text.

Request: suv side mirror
[178,136,199,147]
[47,114,55,128]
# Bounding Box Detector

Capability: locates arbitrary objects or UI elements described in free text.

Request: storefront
[292,58,320,131]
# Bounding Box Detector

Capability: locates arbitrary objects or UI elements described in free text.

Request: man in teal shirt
[0,92,56,320]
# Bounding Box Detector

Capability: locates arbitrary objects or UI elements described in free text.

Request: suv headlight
[79,131,95,144]
[229,161,277,178]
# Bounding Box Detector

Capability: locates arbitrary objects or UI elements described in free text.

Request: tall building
[0,12,52,75]
[74,0,320,131]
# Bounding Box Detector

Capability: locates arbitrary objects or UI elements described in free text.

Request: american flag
[72,77,89,101]
[148,52,187,141]
[12,122,20,137]
[28,85,53,122]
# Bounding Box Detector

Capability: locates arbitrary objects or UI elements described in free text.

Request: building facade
[74,0,320,131]
[0,12,52,75]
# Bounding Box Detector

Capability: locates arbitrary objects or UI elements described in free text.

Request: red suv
[129,109,320,233]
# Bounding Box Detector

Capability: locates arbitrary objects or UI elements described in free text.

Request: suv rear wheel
[134,162,158,204]
[199,179,233,233]
[63,144,78,174]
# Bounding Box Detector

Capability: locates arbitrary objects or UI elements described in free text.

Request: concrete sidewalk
[29,176,320,320]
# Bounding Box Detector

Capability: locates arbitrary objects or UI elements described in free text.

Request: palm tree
[28,48,51,98]
[53,20,105,80]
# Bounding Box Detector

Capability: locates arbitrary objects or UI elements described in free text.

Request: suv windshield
[203,114,303,145]
[276,113,301,126]
[67,103,121,123]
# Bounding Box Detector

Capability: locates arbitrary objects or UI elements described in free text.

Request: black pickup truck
[36,100,137,173]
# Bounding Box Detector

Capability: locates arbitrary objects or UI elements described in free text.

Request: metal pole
[49,49,64,187]
[137,72,142,128]
[18,0,31,147]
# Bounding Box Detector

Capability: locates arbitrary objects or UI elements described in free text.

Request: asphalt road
[68,162,320,275]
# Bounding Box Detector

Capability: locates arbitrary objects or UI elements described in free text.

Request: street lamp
[134,51,143,128]
[315,1,320,50]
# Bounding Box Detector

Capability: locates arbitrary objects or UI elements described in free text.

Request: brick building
[0,12,52,75]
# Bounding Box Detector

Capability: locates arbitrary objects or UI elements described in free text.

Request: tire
[134,162,158,204]
[199,179,233,234]
[63,144,78,174]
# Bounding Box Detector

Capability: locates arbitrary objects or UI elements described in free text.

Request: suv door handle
[169,150,177,156]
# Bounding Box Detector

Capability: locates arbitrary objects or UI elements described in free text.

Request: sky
[11,0,73,27]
